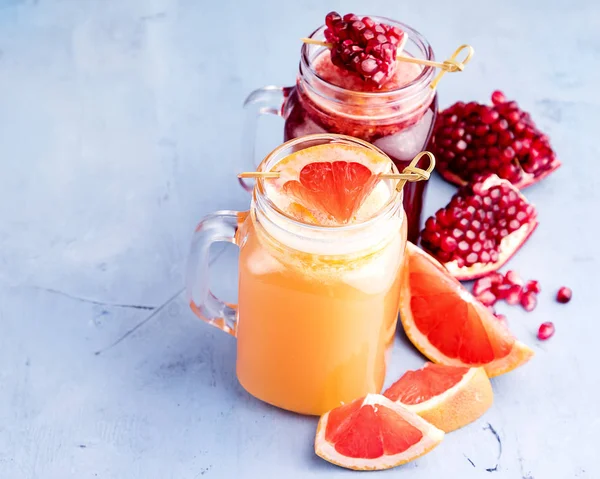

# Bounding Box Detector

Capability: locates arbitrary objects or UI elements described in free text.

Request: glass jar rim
[253,133,403,234]
[300,16,436,101]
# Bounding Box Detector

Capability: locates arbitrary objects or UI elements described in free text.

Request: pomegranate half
[420,174,538,280]
[429,91,560,189]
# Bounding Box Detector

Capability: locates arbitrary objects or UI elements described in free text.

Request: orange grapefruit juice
[235,142,407,415]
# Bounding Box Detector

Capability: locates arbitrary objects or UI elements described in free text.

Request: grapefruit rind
[400,243,534,378]
[385,366,494,433]
[400,309,533,378]
[480,341,534,377]
[314,394,444,471]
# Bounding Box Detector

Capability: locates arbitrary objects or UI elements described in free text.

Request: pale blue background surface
[0,0,598,478]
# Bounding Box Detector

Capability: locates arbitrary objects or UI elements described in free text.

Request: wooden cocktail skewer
[301,38,474,89]
[238,151,436,193]
[239,172,282,179]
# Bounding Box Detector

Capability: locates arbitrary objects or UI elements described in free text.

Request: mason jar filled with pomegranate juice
[242,14,437,242]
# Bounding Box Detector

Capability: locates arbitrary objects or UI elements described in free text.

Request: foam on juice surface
[264,143,393,226]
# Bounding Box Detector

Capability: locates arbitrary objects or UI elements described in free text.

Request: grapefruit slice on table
[314,394,444,471]
[384,363,493,433]
[400,242,534,378]
[284,160,379,223]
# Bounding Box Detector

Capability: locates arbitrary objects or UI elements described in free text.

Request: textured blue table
[0,0,597,477]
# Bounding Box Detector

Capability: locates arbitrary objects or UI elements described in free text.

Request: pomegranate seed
[451,228,464,239]
[505,284,523,305]
[477,290,497,306]
[520,291,537,312]
[556,286,572,304]
[420,175,538,280]
[430,92,560,188]
[440,236,458,252]
[494,283,512,300]
[473,275,494,296]
[525,280,541,294]
[481,110,499,124]
[537,322,555,340]
[324,12,405,87]
[505,270,523,285]
[491,90,506,105]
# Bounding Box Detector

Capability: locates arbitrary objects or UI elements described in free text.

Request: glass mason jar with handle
[188,134,417,416]
[241,17,437,243]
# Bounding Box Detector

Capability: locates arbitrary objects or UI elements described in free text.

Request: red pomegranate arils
[537,322,555,340]
[430,91,561,189]
[556,286,572,304]
[491,90,506,105]
[420,175,538,280]
[520,291,537,312]
[474,270,544,310]
[494,283,512,300]
[506,284,523,305]
[477,290,497,307]
[505,270,523,286]
[525,280,541,294]
[324,12,406,87]
[473,275,495,296]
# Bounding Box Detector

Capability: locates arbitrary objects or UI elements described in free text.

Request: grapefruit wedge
[384,363,493,432]
[400,243,534,377]
[314,394,444,471]
[284,160,379,223]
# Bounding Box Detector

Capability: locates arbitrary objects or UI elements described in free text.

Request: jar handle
[240,86,289,192]
[186,211,244,337]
